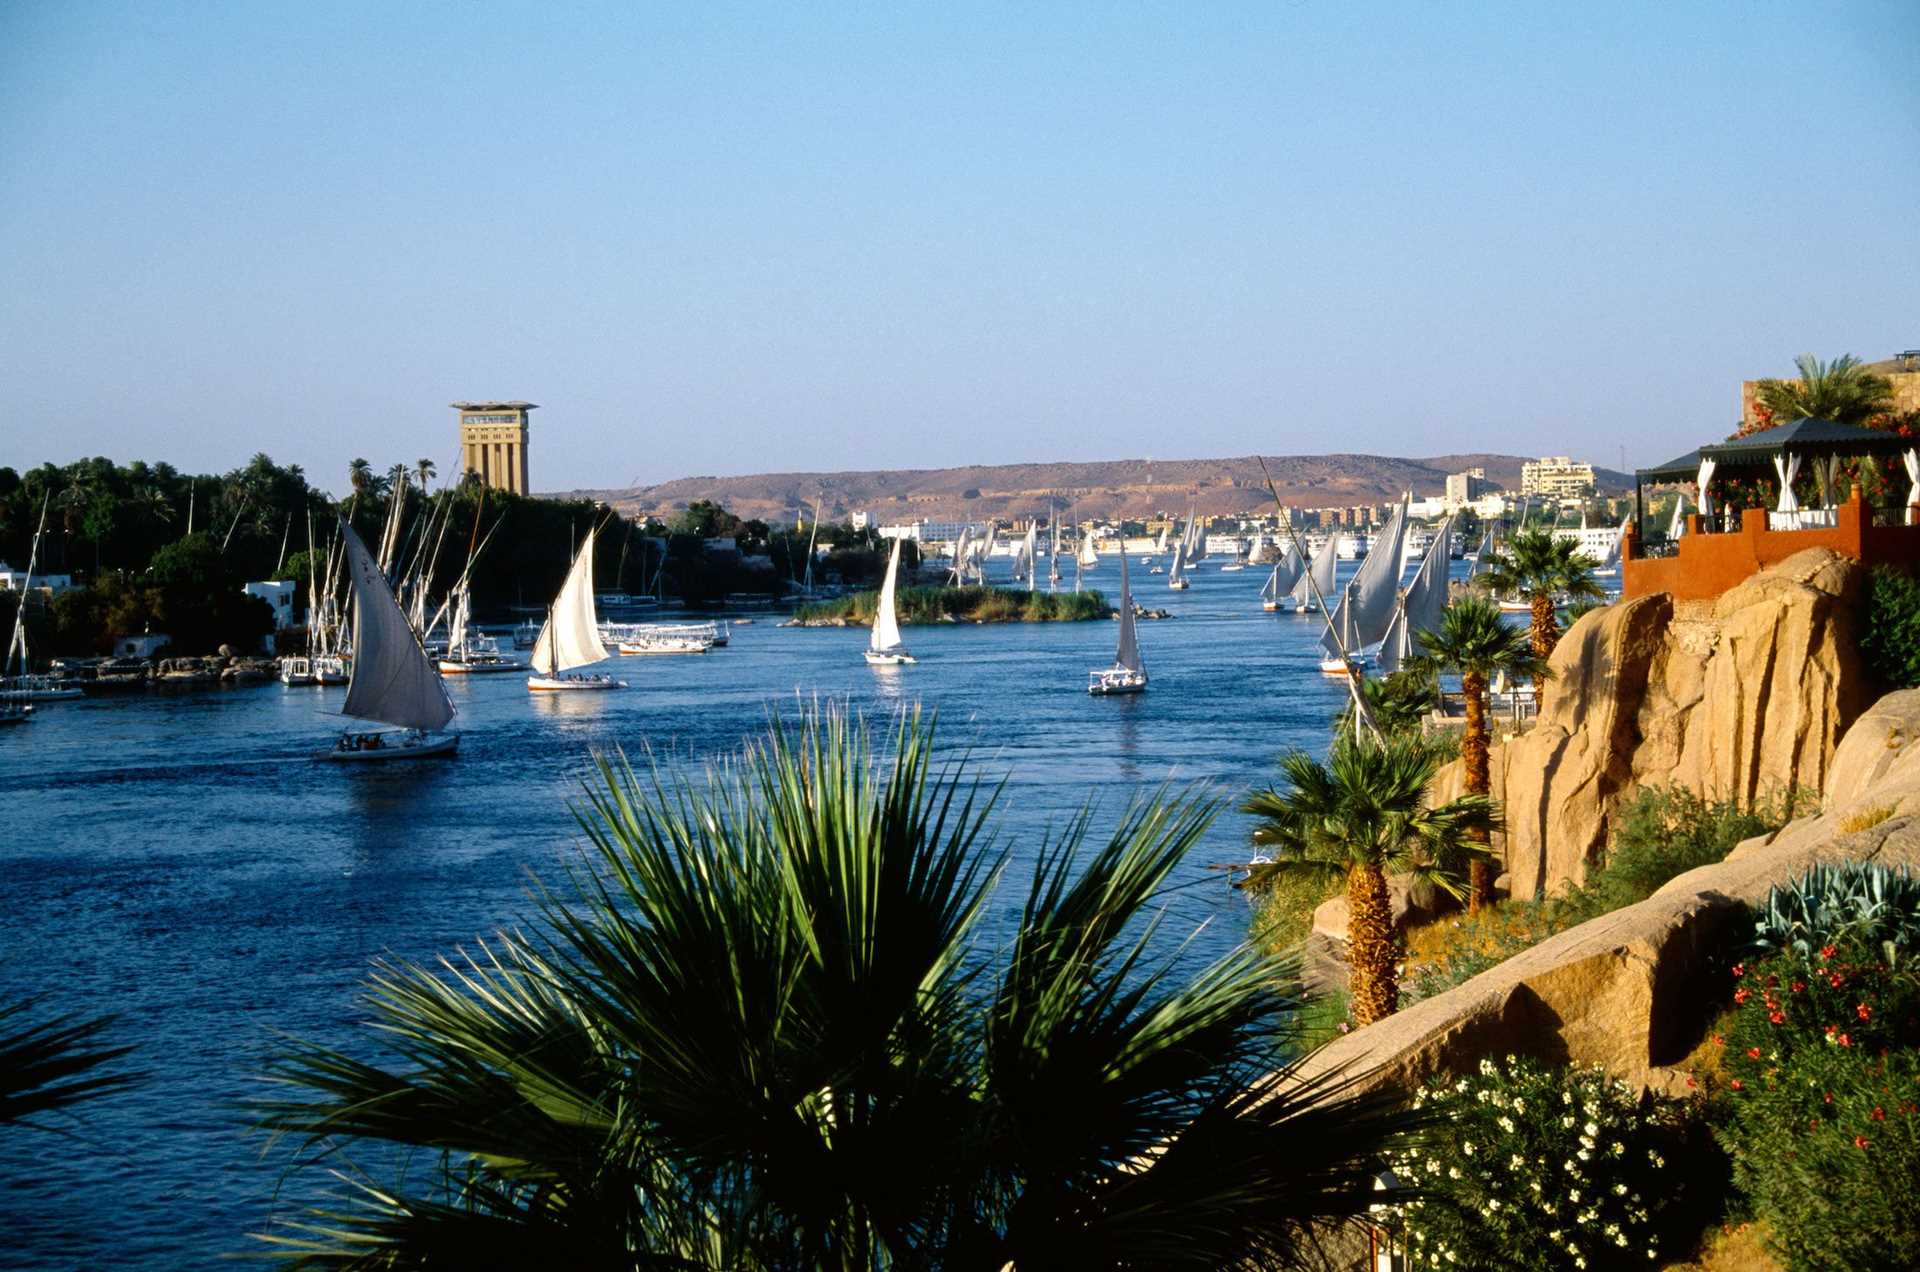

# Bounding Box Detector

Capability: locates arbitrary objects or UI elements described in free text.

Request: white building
[244,581,298,631]
[1553,523,1626,565]
[1521,456,1597,500]
[877,520,991,550]
[0,561,75,592]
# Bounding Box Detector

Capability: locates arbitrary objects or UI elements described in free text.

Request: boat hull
[864,650,916,665]
[1088,670,1147,695]
[527,674,627,691]
[616,642,709,655]
[1318,658,1363,676]
[439,658,531,674]
[320,731,459,761]
[1167,580,1189,590]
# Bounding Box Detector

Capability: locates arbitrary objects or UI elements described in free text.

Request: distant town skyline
[2,3,1915,490]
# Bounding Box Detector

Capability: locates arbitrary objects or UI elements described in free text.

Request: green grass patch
[792,586,1111,625]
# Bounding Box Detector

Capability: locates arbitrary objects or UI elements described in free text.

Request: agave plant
[1746,862,1920,964]
[255,709,1420,1269]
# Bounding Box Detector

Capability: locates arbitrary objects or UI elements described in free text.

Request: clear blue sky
[2,1,1915,494]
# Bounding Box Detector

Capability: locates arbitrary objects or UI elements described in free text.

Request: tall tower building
[454,401,535,495]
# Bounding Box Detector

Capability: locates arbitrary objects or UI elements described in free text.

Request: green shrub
[1744,862,1920,966]
[1712,943,1920,1270]
[1405,786,1806,1004]
[793,585,1110,625]
[1390,1055,1699,1270]
[1860,566,1920,691]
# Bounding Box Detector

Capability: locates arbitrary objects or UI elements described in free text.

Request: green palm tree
[1752,353,1895,430]
[414,458,436,492]
[2,996,139,1129]
[255,710,1418,1269]
[1240,736,1497,1027]
[1476,528,1604,659]
[1334,669,1434,740]
[1416,598,1544,911]
[346,458,372,496]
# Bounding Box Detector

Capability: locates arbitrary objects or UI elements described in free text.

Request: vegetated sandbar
[790,586,1114,626]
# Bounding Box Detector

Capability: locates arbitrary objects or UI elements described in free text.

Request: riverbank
[789,585,1113,626]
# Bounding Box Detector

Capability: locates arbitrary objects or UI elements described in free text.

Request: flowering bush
[1713,945,1920,1270]
[1389,1055,1694,1270]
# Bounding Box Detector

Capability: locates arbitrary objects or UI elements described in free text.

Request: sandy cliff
[1434,547,1875,901]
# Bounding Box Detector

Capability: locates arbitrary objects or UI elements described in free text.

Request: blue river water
[0,560,1391,1269]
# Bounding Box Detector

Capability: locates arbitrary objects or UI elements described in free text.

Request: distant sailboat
[1318,582,1364,675]
[1291,531,1341,612]
[1375,516,1454,675]
[1078,527,1100,571]
[1018,521,1039,591]
[1166,535,1190,590]
[1048,511,1061,591]
[323,521,458,760]
[1320,499,1410,671]
[1261,542,1305,611]
[528,530,627,691]
[1667,492,1689,540]
[865,537,915,665]
[1089,545,1146,695]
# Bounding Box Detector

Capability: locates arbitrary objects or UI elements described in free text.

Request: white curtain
[1774,453,1802,513]
[1906,448,1920,510]
[1697,457,1718,517]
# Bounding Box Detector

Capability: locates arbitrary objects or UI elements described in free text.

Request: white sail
[1048,514,1061,588]
[1078,528,1099,568]
[870,538,906,654]
[1374,599,1415,675]
[447,586,470,653]
[1322,499,1408,656]
[339,520,456,732]
[1154,525,1169,553]
[1113,546,1143,676]
[1401,516,1454,643]
[1263,542,1305,603]
[1168,538,1187,586]
[533,532,611,675]
[1020,522,1038,589]
[1667,492,1689,539]
[1293,531,1341,608]
[1597,513,1631,571]
[1184,510,1208,563]
[948,527,972,586]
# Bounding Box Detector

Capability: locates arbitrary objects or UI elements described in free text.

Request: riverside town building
[455,401,534,496]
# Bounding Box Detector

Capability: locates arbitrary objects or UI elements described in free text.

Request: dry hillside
[557,452,1626,524]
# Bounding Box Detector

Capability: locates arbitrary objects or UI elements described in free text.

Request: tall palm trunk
[1528,591,1558,660]
[1461,669,1492,912]
[1346,862,1397,1026]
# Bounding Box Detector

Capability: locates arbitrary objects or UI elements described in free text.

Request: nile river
[0,561,1389,1269]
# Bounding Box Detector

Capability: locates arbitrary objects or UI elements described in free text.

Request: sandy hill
[559,453,1628,524]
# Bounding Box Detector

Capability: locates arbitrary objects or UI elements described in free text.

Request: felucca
[528,530,627,691]
[1089,544,1146,695]
[1260,542,1305,611]
[323,520,458,760]
[1290,530,1340,612]
[864,537,915,665]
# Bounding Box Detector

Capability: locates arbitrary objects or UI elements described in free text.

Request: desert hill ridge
[555,452,1628,524]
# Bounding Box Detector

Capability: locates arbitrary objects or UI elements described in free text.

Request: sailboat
[1319,582,1365,675]
[1319,498,1410,672]
[1088,545,1146,695]
[528,530,627,691]
[1290,530,1341,612]
[1077,527,1100,572]
[1166,535,1190,590]
[1017,521,1039,591]
[438,585,530,673]
[1260,542,1305,611]
[864,537,915,665]
[1374,516,1455,675]
[2,495,79,711]
[1047,512,1062,590]
[322,521,458,760]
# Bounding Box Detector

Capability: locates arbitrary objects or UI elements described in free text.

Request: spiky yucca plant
[255,709,1420,1269]
[1241,737,1498,1027]
[1416,598,1544,910]
[1476,529,1603,660]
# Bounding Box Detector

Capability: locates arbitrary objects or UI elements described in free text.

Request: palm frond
[0,997,141,1129]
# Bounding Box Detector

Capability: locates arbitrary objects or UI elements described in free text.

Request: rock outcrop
[1299,688,1920,1099]
[1434,548,1873,900]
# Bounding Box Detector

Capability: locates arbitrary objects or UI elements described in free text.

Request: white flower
[1569,1189,1581,1203]
[1499,1117,1516,1133]
[1562,1115,1577,1129]
[1487,1198,1500,1212]
[1513,1098,1526,1113]
[1463,1141,1475,1156]
[1509,1154,1525,1169]
[1614,1184,1628,1196]
[1448,1167,1460,1180]
[1577,1149,1590,1161]
[1583,1121,1598,1136]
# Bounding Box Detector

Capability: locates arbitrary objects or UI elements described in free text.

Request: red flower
[1825,1091,1835,1104]
[1858,1004,1873,1021]
[1747,1047,1762,1059]
[1712,1033,1725,1046]
[1769,1011,1786,1024]
[1830,974,1845,988]
[1686,1075,1698,1089]
[1827,1024,1839,1035]
[1792,980,1806,993]
[1821,946,1837,961]
[1840,1034,1854,1048]
[1873,1107,1887,1122]
[1735,988,1751,1004]
[1855,1135,1870,1149]
[1732,963,1747,977]
[1730,1079,1744,1091]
